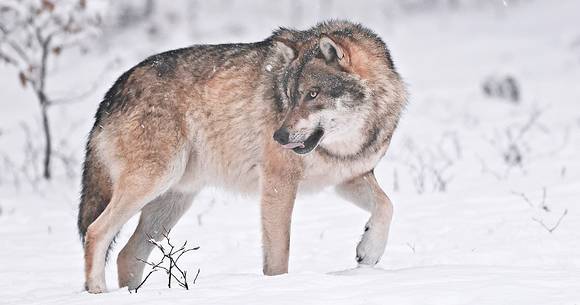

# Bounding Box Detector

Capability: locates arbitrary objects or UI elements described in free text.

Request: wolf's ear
[273,38,297,65]
[319,35,346,63]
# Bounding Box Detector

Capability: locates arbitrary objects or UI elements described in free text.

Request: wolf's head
[269,21,405,157]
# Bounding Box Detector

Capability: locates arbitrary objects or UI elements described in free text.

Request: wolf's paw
[85,280,107,294]
[355,222,387,266]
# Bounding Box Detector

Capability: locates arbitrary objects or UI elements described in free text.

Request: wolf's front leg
[260,167,300,276]
[336,171,393,266]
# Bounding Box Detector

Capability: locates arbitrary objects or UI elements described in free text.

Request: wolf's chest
[299,148,385,191]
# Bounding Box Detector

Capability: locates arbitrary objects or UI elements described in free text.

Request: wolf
[77,20,407,293]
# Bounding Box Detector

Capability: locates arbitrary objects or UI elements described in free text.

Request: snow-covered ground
[1,1,579,304]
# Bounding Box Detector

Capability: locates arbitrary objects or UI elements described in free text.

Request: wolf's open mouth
[281,142,305,149]
[289,129,324,155]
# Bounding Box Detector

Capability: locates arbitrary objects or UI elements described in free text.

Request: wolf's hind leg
[336,171,393,266]
[117,191,195,289]
[83,164,183,293]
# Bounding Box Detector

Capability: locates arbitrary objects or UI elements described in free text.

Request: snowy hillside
[1,0,579,304]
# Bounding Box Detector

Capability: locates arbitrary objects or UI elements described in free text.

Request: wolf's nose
[273,128,290,145]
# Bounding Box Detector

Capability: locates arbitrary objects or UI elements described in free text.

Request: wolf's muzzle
[273,127,290,145]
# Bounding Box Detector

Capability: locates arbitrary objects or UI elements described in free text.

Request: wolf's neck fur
[317,120,384,161]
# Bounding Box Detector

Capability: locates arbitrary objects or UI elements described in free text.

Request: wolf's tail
[77,134,113,244]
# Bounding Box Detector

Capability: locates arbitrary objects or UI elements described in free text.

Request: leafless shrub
[0,152,20,188]
[482,75,520,103]
[512,187,568,234]
[501,109,541,167]
[15,122,44,188]
[393,132,460,193]
[483,107,550,176]
[0,120,81,188]
[479,104,571,180]
[132,229,200,293]
[52,123,83,181]
[0,0,101,179]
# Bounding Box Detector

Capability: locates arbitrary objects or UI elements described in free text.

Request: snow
[1,0,580,304]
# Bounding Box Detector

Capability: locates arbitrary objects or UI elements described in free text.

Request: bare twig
[132,269,158,293]
[192,268,201,284]
[406,242,416,254]
[511,187,550,211]
[131,229,199,293]
[514,109,541,141]
[532,209,568,234]
[539,187,549,212]
[511,191,534,207]
[477,155,504,180]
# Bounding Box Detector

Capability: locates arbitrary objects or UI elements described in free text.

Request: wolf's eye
[306,88,319,101]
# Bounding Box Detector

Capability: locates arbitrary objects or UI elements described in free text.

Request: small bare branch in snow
[132,228,200,293]
[510,190,534,207]
[406,242,416,254]
[511,187,550,211]
[532,209,568,234]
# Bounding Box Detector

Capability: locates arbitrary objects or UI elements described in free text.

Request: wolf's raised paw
[355,221,387,266]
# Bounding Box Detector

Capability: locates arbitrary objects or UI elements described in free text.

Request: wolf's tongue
[281,142,305,149]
